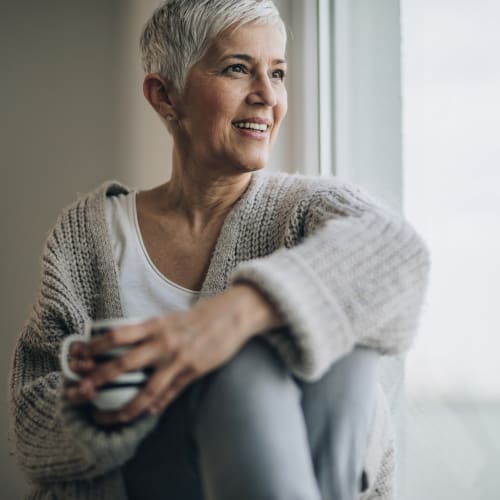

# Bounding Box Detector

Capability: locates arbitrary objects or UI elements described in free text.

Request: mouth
[232,118,272,134]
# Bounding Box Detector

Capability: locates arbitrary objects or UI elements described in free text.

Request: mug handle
[59,334,90,382]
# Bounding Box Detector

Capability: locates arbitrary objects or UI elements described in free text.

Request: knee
[197,338,300,412]
[303,347,379,421]
[215,337,297,391]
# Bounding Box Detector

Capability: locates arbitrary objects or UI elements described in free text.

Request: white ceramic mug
[60,318,147,411]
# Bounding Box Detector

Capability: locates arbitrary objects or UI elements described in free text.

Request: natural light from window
[403,0,500,402]
[402,2,500,497]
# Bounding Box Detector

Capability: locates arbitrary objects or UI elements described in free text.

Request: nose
[246,73,277,107]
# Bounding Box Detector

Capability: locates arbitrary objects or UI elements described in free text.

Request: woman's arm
[229,183,431,381]
[9,217,158,484]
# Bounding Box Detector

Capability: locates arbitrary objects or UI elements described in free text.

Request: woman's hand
[63,342,97,406]
[75,284,282,426]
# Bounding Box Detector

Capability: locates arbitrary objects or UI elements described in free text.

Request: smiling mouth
[232,121,270,133]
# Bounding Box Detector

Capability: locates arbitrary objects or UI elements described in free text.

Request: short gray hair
[140,0,286,92]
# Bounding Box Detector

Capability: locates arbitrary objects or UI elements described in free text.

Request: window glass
[402,1,500,497]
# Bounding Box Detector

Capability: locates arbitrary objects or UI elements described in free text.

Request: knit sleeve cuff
[230,248,356,381]
[56,384,158,475]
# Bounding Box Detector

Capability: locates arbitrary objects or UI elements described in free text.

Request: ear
[143,73,179,120]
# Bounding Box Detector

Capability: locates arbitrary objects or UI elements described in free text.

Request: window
[402,1,500,498]
[314,1,500,498]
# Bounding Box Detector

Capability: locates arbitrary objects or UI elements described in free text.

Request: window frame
[319,0,403,211]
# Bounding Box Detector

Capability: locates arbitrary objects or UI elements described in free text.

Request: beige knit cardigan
[9,171,430,499]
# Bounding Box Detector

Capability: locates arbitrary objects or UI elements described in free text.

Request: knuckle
[106,330,120,344]
[155,393,170,409]
[169,378,182,392]
[150,317,164,330]
[141,375,165,401]
[180,357,198,374]
[158,333,172,351]
[172,382,185,395]
[175,350,191,366]
[141,384,157,400]
[114,355,128,371]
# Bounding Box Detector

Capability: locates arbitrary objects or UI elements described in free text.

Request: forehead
[205,23,286,62]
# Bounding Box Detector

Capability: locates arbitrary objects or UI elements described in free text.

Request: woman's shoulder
[52,181,129,229]
[44,181,131,255]
[61,180,130,215]
[256,170,381,209]
[258,169,356,192]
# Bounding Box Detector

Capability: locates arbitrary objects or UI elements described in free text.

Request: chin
[232,152,269,173]
[233,159,267,173]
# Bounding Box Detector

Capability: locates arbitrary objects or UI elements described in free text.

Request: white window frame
[328,0,403,210]
[286,0,403,211]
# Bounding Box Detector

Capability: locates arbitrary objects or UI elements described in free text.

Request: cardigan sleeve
[9,219,158,484]
[229,182,431,381]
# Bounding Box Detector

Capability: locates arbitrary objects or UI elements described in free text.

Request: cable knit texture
[9,171,430,499]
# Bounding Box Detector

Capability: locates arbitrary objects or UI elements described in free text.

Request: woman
[9,1,429,499]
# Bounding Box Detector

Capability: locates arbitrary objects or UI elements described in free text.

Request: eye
[223,64,247,75]
[271,69,286,81]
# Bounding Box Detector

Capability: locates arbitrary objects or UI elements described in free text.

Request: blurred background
[1,0,498,499]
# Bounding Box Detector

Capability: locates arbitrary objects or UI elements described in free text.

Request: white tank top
[104,191,201,320]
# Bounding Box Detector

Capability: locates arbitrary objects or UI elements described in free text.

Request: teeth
[233,121,268,132]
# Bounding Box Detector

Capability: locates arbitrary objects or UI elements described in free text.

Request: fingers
[64,381,95,406]
[88,317,161,355]
[69,341,90,358]
[92,409,123,427]
[113,361,186,422]
[85,340,167,388]
[68,357,94,375]
[64,313,208,423]
[67,341,94,376]
[149,368,197,414]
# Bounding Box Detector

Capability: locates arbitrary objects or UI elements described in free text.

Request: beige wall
[1,1,121,497]
[0,1,296,497]
[115,0,175,189]
[0,1,165,496]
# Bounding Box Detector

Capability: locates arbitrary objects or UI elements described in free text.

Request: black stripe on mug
[99,381,146,391]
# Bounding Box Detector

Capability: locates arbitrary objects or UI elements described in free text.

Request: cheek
[200,89,237,131]
[277,87,288,121]
[271,91,287,137]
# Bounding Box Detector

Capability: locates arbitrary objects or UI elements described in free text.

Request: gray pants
[124,337,378,500]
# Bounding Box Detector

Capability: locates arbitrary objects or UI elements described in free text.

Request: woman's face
[173,22,288,174]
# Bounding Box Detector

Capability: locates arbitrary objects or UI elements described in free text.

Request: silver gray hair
[140,0,286,92]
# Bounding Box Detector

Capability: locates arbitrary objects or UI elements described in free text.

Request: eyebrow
[220,53,287,65]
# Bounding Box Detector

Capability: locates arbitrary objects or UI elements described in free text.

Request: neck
[157,157,253,233]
